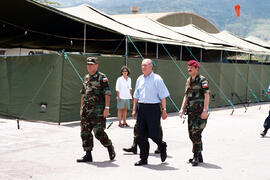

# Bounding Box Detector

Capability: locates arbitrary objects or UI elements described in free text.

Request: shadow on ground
[86,160,119,168]
[199,162,222,169]
[143,162,179,171]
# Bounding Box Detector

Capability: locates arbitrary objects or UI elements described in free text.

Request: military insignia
[202,81,208,88]
[103,77,108,82]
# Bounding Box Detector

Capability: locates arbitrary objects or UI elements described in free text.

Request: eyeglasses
[122,70,128,72]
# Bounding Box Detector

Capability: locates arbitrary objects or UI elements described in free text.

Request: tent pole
[125,36,128,66]
[58,56,65,125]
[200,48,203,62]
[145,42,148,57]
[220,50,223,62]
[180,46,182,60]
[156,43,159,59]
[83,24,86,54]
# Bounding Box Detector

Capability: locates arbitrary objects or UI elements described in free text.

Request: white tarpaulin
[245,36,270,49]
[112,17,215,48]
[58,5,183,45]
[158,23,242,52]
[58,5,231,50]
[211,31,270,55]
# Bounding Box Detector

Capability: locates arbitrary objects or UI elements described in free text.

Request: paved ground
[0,103,270,180]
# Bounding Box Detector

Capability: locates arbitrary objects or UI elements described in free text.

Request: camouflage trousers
[188,114,207,153]
[80,116,112,151]
[133,122,163,144]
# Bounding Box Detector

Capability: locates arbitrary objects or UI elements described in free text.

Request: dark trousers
[133,123,163,144]
[263,110,270,130]
[137,103,164,160]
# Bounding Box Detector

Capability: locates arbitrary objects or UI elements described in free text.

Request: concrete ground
[0,103,269,180]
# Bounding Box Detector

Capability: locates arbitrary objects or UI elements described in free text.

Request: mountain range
[51,0,270,40]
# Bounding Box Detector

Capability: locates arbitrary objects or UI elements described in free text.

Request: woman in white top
[115,66,132,127]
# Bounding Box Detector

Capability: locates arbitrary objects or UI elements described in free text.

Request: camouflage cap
[87,57,98,64]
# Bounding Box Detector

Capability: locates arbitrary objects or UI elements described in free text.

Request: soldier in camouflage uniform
[178,60,210,166]
[77,57,116,163]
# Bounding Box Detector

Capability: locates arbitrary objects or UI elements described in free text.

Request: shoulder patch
[202,80,208,88]
[103,77,108,82]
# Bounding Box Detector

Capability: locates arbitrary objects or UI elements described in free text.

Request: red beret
[188,60,200,68]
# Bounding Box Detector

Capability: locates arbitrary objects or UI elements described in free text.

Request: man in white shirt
[115,66,132,127]
[132,59,169,166]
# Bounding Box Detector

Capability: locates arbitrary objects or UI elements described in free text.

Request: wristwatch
[105,106,110,109]
[161,108,166,111]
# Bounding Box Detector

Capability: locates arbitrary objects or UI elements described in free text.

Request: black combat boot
[77,151,92,162]
[160,142,167,162]
[260,128,268,137]
[189,152,203,163]
[108,145,116,160]
[191,153,199,166]
[198,152,203,163]
[189,153,194,163]
[123,142,137,154]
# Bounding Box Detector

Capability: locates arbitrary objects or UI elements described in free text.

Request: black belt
[138,103,160,105]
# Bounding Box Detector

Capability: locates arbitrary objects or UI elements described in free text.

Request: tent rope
[185,46,235,115]
[126,35,144,60]
[232,60,261,106]
[62,50,84,83]
[127,36,180,112]
[113,36,126,55]
[161,44,188,80]
[224,51,261,109]
[241,54,270,100]
[204,50,248,112]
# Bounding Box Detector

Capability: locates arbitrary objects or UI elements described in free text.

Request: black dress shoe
[260,128,268,137]
[154,147,160,154]
[134,159,148,166]
[77,151,92,162]
[160,142,167,162]
[123,143,137,154]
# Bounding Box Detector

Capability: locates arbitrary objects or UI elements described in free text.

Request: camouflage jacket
[185,74,210,114]
[80,71,111,117]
